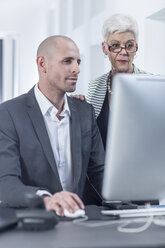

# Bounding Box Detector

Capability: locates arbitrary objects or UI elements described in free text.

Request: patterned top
[87,65,148,118]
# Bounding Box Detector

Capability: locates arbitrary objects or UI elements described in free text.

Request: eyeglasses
[106,42,137,53]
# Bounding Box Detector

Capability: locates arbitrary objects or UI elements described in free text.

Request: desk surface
[1,218,165,248]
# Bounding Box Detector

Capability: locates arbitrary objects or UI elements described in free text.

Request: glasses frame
[106,42,138,54]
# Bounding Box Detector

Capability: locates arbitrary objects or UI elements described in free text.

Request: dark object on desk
[16,209,58,230]
[16,193,58,230]
[132,199,159,206]
[102,200,138,210]
[25,193,46,209]
[58,205,120,221]
[0,208,18,232]
[85,205,120,220]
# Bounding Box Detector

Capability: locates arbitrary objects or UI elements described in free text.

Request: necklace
[107,71,112,94]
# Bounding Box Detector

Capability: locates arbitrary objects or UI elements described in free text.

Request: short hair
[102,13,139,42]
[37,35,76,57]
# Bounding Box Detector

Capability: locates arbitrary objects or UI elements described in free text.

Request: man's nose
[72,62,80,74]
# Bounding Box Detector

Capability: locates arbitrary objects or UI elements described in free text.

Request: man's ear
[36,56,46,73]
[136,44,138,52]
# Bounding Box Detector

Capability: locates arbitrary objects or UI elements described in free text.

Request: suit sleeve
[0,105,43,207]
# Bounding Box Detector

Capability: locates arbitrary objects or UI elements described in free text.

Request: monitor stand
[102,200,138,210]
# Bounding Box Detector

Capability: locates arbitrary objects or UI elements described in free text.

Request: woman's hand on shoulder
[70,94,86,101]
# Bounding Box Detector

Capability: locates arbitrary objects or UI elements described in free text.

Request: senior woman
[73,14,148,205]
[87,13,147,149]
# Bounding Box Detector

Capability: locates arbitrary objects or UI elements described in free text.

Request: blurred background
[0,0,164,102]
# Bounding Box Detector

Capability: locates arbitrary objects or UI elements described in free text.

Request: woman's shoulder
[134,65,152,75]
[90,72,109,83]
[88,72,109,90]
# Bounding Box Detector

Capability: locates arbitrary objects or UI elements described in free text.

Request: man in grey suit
[0,35,104,216]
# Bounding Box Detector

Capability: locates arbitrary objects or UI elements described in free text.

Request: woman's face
[102,31,137,74]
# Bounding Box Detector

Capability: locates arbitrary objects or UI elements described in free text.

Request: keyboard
[101,206,165,218]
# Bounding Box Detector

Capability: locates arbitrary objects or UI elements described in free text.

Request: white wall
[56,0,165,96]
[0,0,47,97]
[103,0,165,75]
[145,9,165,75]
[0,0,164,100]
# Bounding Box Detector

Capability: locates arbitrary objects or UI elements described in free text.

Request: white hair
[102,13,139,42]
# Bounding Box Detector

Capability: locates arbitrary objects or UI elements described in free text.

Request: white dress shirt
[34,84,73,193]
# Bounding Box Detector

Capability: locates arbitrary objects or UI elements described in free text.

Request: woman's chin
[116,66,131,73]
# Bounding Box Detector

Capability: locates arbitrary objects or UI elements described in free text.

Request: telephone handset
[16,194,58,230]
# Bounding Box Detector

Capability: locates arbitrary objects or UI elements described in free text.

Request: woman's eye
[111,43,120,49]
[126,43,134,49]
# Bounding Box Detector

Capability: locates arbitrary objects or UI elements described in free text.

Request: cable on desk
[73,216,122,228]
[153,215,165,227]
[72,215,88,224]
[117,216,153,233]
[117,203,154,233]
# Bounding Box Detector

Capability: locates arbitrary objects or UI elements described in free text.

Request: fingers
[70,94,86,101]
[43,191,84,217]
[78,95,86,101]
[43,196,64,216]
[70,193,84,210]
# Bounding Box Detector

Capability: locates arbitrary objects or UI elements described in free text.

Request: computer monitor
[102,73,165,203]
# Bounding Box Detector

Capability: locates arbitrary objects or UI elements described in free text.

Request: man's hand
[70,94,86,101]
[43,191,84,216]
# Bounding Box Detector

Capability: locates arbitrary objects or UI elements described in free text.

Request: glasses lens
[109,43,121,52]
[125,42,136,52]
[107,42,136,53]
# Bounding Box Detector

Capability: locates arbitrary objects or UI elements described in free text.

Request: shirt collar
[34,84,71,117]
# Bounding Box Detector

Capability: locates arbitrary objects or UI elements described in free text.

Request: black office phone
[16,209,58,230]
[16,193,58,230]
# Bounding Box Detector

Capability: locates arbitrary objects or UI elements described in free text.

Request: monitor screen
[102,73,165,202]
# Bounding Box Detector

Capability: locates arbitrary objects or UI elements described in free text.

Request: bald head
[36,35,81,97]
[37,35,77,58]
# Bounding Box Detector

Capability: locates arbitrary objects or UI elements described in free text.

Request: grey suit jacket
[0,87,104,207]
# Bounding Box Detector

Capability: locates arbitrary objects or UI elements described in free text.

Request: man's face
[45,39,81,94]
[103,31,137,73]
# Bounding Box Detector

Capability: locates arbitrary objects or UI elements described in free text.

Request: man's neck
[44,93,65,120]
[38,83,65,111]
[50,96,65,111]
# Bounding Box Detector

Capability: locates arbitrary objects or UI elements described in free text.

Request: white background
[0,0,164,101]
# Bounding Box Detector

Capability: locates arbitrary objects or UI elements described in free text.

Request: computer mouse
[63,209,85,218]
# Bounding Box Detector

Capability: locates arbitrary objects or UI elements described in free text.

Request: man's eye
[64,59,72,64]
[77,60,81,65]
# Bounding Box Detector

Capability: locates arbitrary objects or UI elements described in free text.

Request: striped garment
[87,65,148,118]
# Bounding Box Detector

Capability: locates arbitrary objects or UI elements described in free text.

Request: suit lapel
[26,88,62,189]
[68,97,82,192]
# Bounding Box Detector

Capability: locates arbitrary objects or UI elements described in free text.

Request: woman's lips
[117,60,128,63]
